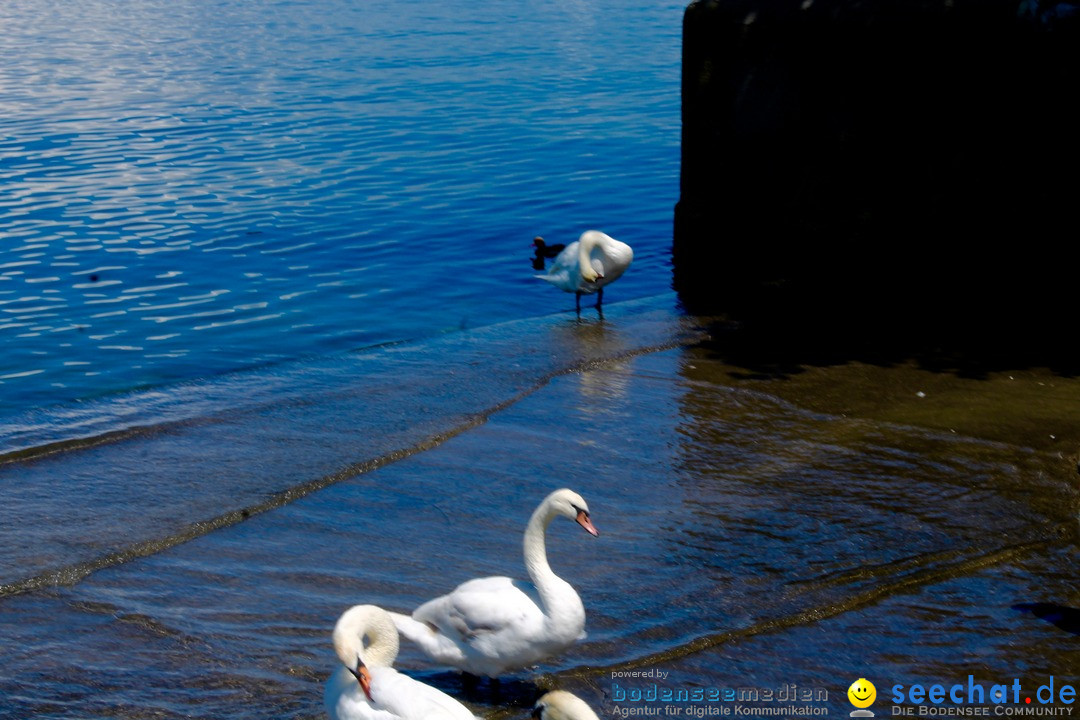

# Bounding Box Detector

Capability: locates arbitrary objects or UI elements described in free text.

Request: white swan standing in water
[325,604,478,720]
[535,231,633,311]
[533,691,601,720]
[389,489,600,678]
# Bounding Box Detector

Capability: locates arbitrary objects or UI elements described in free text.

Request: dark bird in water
[531,237,567,270]
[533,237,565,259]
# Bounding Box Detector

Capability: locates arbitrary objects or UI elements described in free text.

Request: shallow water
[2,300,1078,719]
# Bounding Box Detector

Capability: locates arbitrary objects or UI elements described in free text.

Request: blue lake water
[4,3,1078,720]
[1,0,681,434]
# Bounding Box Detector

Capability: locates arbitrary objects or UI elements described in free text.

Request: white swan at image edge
[534,231,633,310]
[389,488,600,678]
[533,691,602,720]
[325,604,479,720]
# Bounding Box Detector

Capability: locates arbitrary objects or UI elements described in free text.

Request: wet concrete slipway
[2,294,1078,719]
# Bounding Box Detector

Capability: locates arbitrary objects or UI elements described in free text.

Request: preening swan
[535,231,633,311]
[325,604,478,720]
[389,489,600,678]
[533,691,601,720]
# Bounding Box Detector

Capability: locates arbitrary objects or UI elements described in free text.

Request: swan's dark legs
[596,287,604,308]
[575,291,582,314]
[462,672,481,698]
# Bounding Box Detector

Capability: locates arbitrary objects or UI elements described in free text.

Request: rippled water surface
[1,305,1076,719]
[1,0,680,421]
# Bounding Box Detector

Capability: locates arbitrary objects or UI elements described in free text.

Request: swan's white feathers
[416,577,545,646]
[535,231,633,295]
[395,579,553,677]
[534,691,601,720]
[325,605,478,720]
[326,666,476,720]
[390,489,597,677]
[368,667,477,720]
[419,578,540,634]
[326,667,397,720]
[534,243,582,288]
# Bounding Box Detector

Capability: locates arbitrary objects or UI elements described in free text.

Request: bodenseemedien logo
[849,679,877,718]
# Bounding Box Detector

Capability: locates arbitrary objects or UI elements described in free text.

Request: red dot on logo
[1026,699,1032,705]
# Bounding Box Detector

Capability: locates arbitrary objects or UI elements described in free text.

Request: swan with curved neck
[535,231,633,311]
[325,604,477,720]
[389,489,599,678]
[533,691,601,720]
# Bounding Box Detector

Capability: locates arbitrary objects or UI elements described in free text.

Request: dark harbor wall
[673,0,1079,347]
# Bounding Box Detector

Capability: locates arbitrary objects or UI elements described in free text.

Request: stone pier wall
[673,0,1078,339]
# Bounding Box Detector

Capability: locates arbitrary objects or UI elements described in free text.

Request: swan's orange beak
[349,658,374,700]
[576,510,599,537]
[358,665,373,700]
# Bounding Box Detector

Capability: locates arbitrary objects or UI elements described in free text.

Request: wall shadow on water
[684,298,1080,381]
[673,0,1080,379]
[1013,603,1080,636]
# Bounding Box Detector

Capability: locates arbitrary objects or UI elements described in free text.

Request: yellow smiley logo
[848,678,876,708]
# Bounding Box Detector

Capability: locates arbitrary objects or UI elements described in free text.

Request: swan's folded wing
[414,576,543,645]
[534,241,579,289]
[388,611,468,667]
[371,668,477,720]
[325,667,401,720]
[545,242,578,275]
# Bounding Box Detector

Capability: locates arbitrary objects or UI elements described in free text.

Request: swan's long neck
[577,233,600,282]
[333,605,400,670]
[523,502,576,618]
